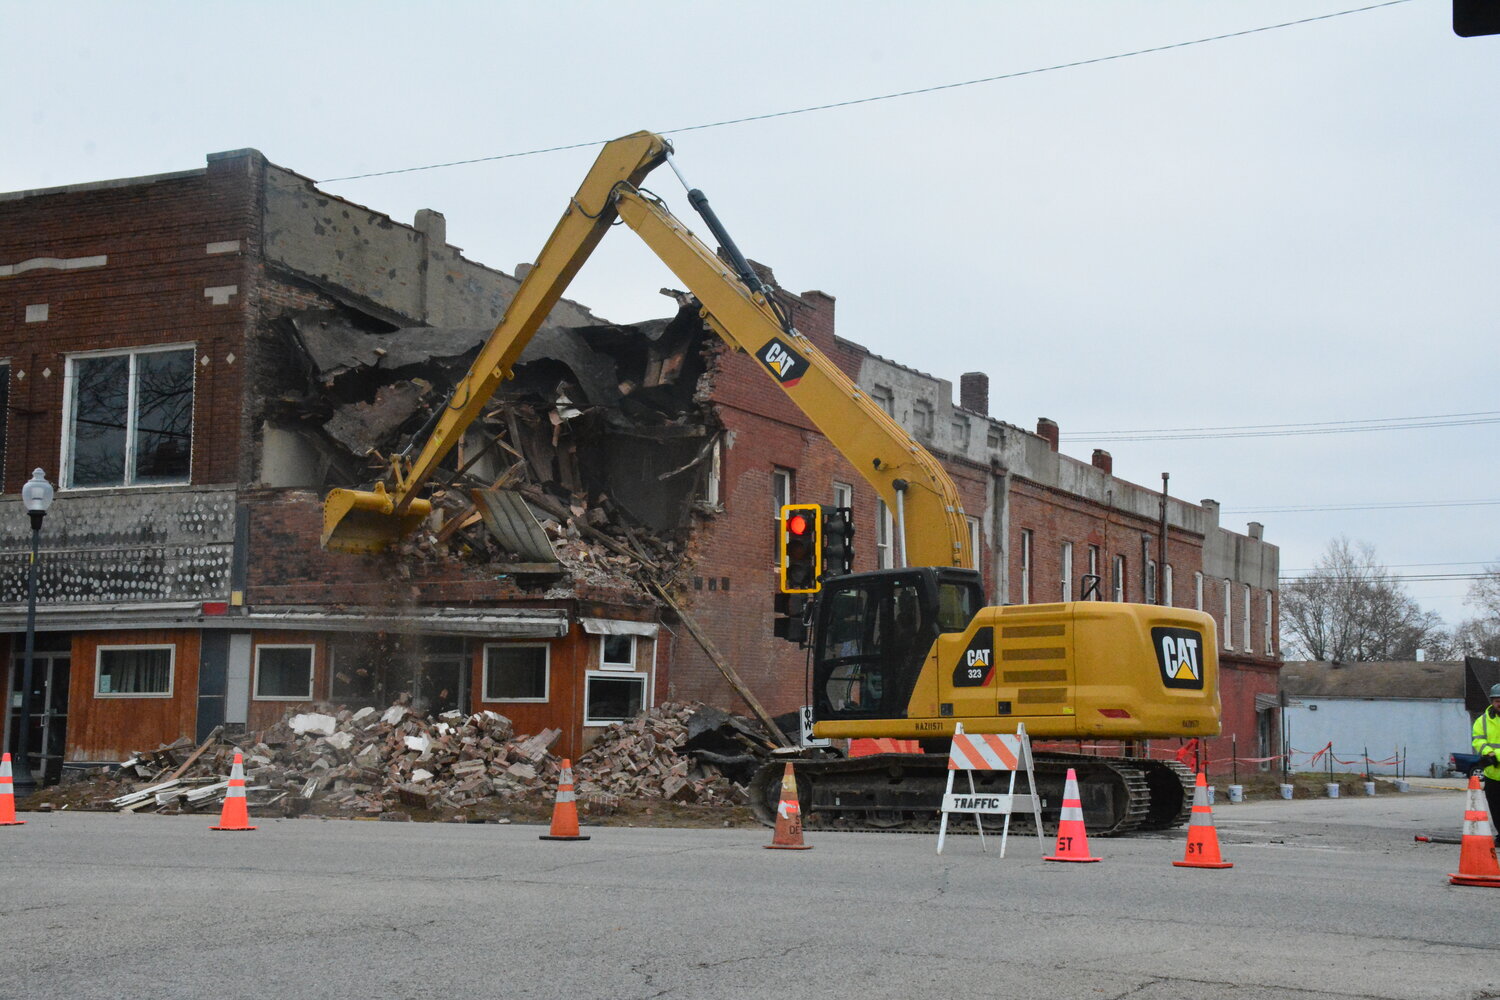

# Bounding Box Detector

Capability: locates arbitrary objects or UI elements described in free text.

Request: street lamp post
[12,468,54,797]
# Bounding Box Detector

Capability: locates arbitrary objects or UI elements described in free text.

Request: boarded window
[97,646,173,696]
[483,644,549,701]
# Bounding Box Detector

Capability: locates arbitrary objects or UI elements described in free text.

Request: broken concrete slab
[324,381,430,456]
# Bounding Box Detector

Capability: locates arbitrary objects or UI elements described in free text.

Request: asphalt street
[1,785,1495,1000]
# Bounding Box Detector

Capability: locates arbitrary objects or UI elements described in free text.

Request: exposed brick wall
[0,163,255,491]
[673,290,997,717]
[242,489,655,613]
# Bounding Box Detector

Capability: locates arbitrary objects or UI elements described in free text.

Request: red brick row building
[0,149,1279,781]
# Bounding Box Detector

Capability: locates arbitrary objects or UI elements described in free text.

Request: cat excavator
[321,130,1220,836]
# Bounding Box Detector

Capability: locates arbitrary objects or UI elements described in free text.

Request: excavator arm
[323,131,972,569]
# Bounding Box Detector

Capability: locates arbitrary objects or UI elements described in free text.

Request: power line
[1067,410,1500,443]
[1225,499,1500,514]
[1071,408,1500,436]
[1280,572,1490,583]
[319,1,1410,184]
[1283,560,1496,572]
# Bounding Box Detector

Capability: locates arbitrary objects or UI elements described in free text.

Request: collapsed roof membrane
[281,301,720,568]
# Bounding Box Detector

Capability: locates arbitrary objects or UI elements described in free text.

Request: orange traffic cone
[765,762,812,850]
[1448,773,1500,887]
[1173,772,1233,869]
[1044,768,1100,862]
[0,753,24,826]
[210,751,256,831]
[539,759,590,842]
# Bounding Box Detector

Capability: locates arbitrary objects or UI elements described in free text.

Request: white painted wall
[1282,697,1471,778]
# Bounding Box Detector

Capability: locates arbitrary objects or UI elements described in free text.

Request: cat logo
[951,627,995,687]
[1152,626,1206,690]
[756,338,810,387]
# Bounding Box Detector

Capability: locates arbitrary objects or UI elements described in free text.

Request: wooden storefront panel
[245,632,329,732]
[69,629,201,762]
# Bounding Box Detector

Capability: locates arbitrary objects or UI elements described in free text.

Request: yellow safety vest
[1472,707,1500,782]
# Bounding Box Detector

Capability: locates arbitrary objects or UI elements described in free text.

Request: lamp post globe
[22,468,54,528]
[12,468,53,796]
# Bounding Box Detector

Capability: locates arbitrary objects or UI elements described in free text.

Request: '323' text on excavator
[320,131,1220,836]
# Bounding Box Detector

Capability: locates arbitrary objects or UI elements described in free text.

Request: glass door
[8,634,71,784]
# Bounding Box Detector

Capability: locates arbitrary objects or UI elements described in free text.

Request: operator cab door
[813,569,982,723]
[815,573,935,721]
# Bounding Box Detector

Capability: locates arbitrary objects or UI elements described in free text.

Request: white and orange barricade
[936,723,1045,856]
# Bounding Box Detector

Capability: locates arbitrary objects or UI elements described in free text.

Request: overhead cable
[1066,410,1500,442]
[319,1,1410,184]
[1224,498,1500,515]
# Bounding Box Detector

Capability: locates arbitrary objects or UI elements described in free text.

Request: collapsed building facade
[0,148,1281,781]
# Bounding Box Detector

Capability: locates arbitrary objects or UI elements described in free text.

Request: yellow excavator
[322,131,1220,835]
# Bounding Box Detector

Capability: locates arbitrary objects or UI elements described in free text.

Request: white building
[1280,661,1469,779]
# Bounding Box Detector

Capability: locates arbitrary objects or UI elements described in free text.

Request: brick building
[1,149,1279,781]
[675,280,1282,773]
[0,150,663,777]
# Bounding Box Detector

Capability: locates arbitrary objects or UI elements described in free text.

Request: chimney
[1036,417,1059,452]
[1091,449,1113,474]
[960,372,989,416]
[1247,521,1263,540]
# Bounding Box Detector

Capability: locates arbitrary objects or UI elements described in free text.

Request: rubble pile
[282,303,723,598]
[572,703,765,808]
[244,703,565,816]
[58,700,772,822]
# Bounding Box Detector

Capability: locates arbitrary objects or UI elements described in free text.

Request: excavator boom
[322,131,970,568]
[320,130,1221,836]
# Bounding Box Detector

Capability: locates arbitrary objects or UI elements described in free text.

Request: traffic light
[821,505,854,577]
[1454,0,1500,36]
[773,592,809,644]
[779,503,822,594]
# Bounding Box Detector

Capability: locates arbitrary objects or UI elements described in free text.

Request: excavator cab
[812,568,983,722]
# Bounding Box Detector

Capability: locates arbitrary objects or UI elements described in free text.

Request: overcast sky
[3,0,1495,630]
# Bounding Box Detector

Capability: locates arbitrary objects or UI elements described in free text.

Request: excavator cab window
[936,578,981,632]
[814,571,939,720]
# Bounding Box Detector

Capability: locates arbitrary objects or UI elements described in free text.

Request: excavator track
[749,752,1194,837]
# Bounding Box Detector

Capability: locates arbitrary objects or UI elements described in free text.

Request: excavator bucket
[321,484,433,554]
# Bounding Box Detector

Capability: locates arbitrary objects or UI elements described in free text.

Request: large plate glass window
[65,346,194,488]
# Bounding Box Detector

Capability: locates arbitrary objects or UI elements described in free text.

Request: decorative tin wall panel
[0,488,235,605]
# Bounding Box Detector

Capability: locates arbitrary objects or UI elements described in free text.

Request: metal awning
[0,602,569,638]
[579,616,659,638]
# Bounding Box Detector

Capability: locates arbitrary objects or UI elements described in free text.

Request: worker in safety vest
[1472,682,1500,846]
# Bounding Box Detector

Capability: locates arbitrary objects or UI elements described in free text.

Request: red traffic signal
[779,503,822,593]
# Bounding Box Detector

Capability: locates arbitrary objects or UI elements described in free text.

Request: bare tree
[1453,561,1500,658]
[1281,537,1449,661]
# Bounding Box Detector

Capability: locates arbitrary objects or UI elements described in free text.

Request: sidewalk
[1393,775,1468,791]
